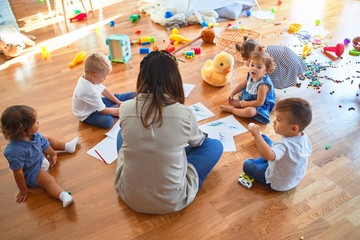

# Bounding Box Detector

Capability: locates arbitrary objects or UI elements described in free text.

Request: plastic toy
[246,10,251,17]
[165,45,175,53]
[41,46,50,59]
[164,11,173,19]
[169,33,191,46]
[191,47,201,54]
[277,0,282,6]
[184,50,195,59]
[353,36,360,51]
[129,14,140,23]
[349,49,360,56]
[323,43,344,57]
[288,23,302,34]
[315,19,321,26]
[343,38,350,46]
[140,36,155,44]
[172,27,215,54]
[109,21,115,27]
[69,51,86,68]
[140,48,150,54]
[302,42,313,59]
[201,51,234,87]
[270,7,276,14]
[238,173,254,189]
[70,13,87,22]
[106,34,131,63]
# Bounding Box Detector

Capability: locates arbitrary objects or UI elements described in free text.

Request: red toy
[323,43,345,57]
[70,13,87,22]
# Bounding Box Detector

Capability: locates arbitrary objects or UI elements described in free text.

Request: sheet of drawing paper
[105,120,120,139]
[189,102,215,122]
[199,115,248,152]
[87,136,118,164]
[183,83,195,97]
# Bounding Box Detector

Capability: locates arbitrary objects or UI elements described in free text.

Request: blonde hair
[84,52,112,75]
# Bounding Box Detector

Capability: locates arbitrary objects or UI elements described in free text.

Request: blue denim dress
[240,73,276,124]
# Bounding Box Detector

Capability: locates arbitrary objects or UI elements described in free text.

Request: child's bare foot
[220,105,234,113]
[229,98,241,107]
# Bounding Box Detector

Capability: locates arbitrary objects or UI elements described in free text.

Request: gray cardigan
[114,94,207,214]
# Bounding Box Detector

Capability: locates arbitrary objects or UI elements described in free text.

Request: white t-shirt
[72,76,106,121]
[265,132,312,191]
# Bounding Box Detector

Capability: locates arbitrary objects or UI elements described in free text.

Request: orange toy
[69,51,87,68]
[173,27,216,54]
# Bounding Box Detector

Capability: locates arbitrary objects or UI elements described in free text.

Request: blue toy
[106,34,131,63]
[139,48,150,54]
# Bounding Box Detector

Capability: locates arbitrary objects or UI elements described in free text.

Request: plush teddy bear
[201,51,235,87]
[0,25,35,58]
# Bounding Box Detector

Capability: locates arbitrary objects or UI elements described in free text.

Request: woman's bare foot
[220,105,234,113]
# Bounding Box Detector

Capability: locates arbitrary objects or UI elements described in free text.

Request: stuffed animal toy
[201,51,234,87]
[0,25,35,58]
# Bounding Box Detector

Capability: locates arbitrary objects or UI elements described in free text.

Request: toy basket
[215,28,261,62]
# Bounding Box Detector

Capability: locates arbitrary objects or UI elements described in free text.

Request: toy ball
[277,0,282,6]
[246,10,251,17]
[271,7,276,14]
[109,21,115,27]
[315,19,321,26]
[343,38,350,46]
[164,11,173,19]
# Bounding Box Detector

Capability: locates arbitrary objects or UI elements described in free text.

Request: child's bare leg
[37,170,73,207]
[46,136,79,153]
[221,105,258,118]
[231,107,257,118]
[229,98,241,107]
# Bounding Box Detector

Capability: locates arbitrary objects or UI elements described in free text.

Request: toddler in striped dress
[236,36,307,89]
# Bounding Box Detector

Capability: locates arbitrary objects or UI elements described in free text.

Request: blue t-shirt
[4,132,50,187]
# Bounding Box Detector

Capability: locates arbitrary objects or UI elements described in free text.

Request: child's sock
[65,137,79,153]
[59,191,73,208]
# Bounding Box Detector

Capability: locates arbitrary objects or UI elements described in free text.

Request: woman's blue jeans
[84,92,135,129]
[243,134,273,186]
[117,130,223,188]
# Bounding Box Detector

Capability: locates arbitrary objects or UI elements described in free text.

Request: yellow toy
[69,51,87,68]
[169,33,191,46]
[41,46,50,59]
[201,52,234,87]
[302,42,313,59]
[288,23,302,34]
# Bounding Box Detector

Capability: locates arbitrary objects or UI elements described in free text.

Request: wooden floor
[1,0,359,239]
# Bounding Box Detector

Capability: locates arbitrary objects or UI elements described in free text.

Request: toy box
[106,34,131,63]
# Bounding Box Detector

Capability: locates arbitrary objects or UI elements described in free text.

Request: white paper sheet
[105,120,120,139]
[199,115,248,152]
[183,83,195,97]
[189,102,215,122]
[87,136,118,165]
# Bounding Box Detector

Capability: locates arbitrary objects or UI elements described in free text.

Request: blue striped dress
[266,45,307,89]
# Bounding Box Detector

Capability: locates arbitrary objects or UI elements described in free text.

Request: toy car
[238,173,254,189]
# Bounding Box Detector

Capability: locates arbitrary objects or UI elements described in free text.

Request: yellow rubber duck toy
[201,52,235,87]
[169,33,191,46]
[69,51,87,68]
